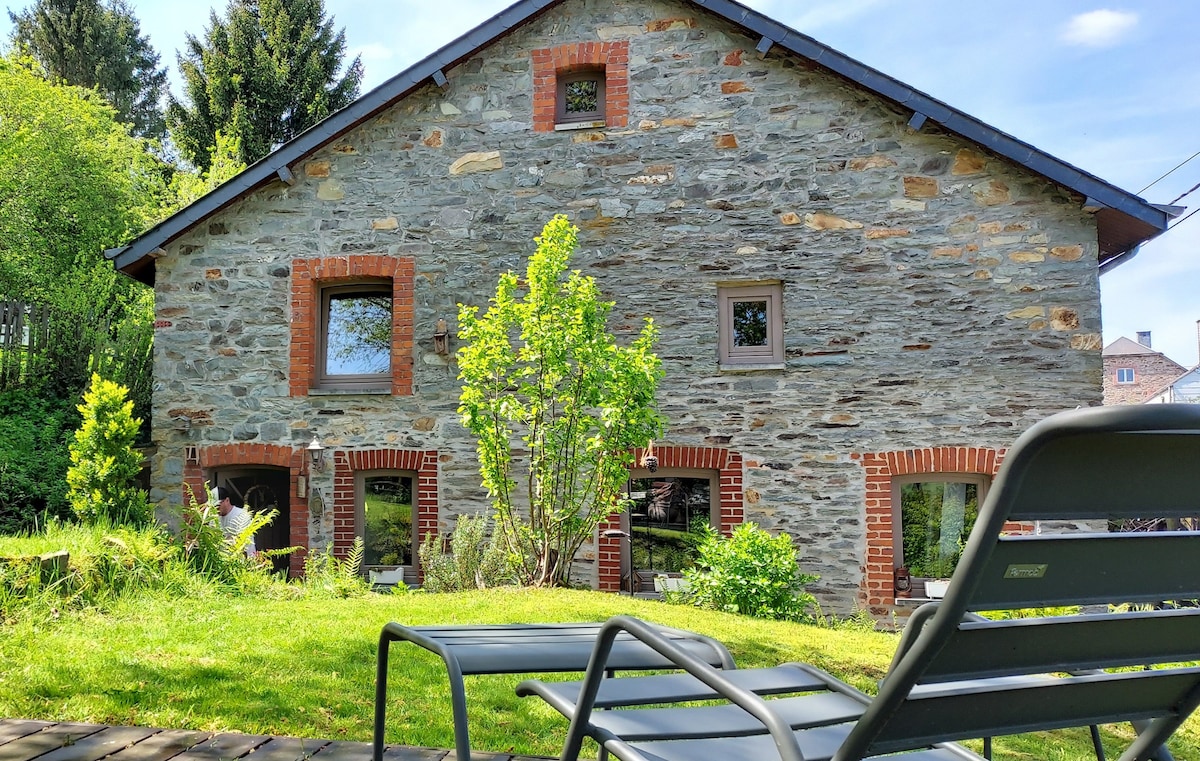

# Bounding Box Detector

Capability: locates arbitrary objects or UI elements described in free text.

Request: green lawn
[0,587,1195,760]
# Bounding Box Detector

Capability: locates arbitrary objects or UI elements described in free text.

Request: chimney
[1137,331,1152,348]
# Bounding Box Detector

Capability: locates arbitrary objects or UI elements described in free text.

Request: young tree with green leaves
[7,0,168,139]
[166,0,362,171]
[66,374,151,526]
[457,215,664,587]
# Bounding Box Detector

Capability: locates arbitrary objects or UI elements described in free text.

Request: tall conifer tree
[166,0,362,171]
[7,0,168,139]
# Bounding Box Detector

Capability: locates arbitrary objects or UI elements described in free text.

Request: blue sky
[5,0,1198,365]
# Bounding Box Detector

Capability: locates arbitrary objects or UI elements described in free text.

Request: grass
[0,586,1197,760]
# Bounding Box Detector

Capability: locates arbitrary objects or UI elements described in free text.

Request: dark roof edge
[111,0,1171,278]
[107,0,559,277]
[695,0,1169,231]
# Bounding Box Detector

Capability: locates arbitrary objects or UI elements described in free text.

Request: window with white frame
[1116,367,1136,384]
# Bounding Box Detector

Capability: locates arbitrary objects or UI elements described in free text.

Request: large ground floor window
[626,471,717,575]
[358,471,414,567]
[894,475,987,580]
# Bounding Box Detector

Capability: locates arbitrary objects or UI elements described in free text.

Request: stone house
[1102,334,1187,405]
[107,0,1173,617]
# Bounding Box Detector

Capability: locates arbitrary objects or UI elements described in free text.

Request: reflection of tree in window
[732,299,768,346]
[565,78,599,114]
[900,481,979,578]
[327,293,390,374]
[364,475,412,565]
[629,476,712,573]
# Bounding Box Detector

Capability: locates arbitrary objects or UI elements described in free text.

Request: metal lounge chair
[518,404,1200,761]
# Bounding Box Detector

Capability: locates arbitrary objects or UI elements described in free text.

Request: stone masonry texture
[147,0,1105,616]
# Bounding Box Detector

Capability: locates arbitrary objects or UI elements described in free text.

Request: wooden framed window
[317,281,392,390]
[892,473,989,594]
[718,283,784,366]
[556,69,606,125]
[356,470,416,572]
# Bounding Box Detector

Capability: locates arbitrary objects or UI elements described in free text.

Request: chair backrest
[838,404,1200,761]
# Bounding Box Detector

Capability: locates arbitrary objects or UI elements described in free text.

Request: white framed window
[717,283,784,366]
[1116,367,1136,384]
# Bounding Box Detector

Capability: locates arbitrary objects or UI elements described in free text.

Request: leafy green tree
[7,0,168,139]
[166,0,362,171]
[457,215,664,587]
[66,374,151,526]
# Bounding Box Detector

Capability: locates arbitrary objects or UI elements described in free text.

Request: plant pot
[924,579,951,599]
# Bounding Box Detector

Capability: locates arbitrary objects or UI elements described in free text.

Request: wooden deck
[0,720,554,761]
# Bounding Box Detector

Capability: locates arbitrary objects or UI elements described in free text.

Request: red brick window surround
[855,446,1008,610]
[532,41,629,132]
[332,449,439,578]
[183,443,308,577]
[597,445,744,592]
[290,255,414,396]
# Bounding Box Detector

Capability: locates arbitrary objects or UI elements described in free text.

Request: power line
[1140,149,1200,194]
[1167,205,1200,231]
[1169,180,1200,206]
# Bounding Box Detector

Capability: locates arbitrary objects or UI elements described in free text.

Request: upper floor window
[557,69,606,125]
[1116,367,1136,384]
[717,283,784,366]
[894,474,988,587]
[358,470,415,570]
[319,281,392,390]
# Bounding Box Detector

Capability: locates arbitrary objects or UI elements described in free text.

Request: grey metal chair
[518,404,1200,761]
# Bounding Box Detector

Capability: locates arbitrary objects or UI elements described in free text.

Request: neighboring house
[106,0,1174,618]
[1146,367,1200,404]
[1102,334,1186,405]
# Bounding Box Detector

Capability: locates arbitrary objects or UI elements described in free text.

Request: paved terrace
[0,720,552,761]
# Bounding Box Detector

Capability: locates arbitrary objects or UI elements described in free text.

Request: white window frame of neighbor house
[1116,367,1136,384]
[717,282,784,369]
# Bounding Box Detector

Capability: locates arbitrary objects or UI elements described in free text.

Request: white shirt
[219,505,257,556]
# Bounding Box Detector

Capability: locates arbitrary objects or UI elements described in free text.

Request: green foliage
[457,215,664,586]
[87,287,153,435]
[302,538,370,598]
[899,480,979,578]
[166,0,362,171]
[164,130,247,210]
[0,390,76,533]
[417,514,516,592]
[65,374,150,526]
[682,523,819,622]
[7,0,168,138]
[175,484,276,582]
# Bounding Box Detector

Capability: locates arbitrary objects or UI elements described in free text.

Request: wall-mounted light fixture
[307,436,326,472]
[433,318,450,356]
[640,440,658,473]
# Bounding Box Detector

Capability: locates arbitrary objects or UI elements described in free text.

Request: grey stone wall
[147,0,1104,612]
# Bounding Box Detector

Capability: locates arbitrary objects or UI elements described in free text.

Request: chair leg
[1089,724,1106,761]
[982,736,992,760]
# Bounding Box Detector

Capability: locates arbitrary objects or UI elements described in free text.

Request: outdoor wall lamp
[307,436,326,472]
[640,440,658,473]
[433,318,450,356]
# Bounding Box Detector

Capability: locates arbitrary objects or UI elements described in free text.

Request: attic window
[1116,367,1135,384]
[557,70,606,125]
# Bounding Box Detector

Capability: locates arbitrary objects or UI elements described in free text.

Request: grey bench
[372,621,737,761]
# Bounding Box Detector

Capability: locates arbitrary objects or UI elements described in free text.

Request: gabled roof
[106,0,1177,285]
[1102,337,1165,357]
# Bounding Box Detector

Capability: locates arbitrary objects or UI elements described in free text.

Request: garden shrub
[175,484,276,583]
[66,374,151,526]
[302,538,370,598]
[682,523,819,622]
[418,514,515,592]
[0,389,75,533]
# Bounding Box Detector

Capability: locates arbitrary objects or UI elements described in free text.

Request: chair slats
[873,668,1200,753]
[966,532,1200,608]
[920,609,1200,682]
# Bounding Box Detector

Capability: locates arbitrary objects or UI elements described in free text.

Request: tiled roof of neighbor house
[106,0,1179,285]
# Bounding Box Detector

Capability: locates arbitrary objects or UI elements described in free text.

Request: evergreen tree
[7,0,168,139]
[167,0,362,171]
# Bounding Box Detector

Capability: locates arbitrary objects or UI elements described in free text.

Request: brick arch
[183,443,308,576]
[531,41,630,132]
[332,449,439,574]
[289,254,415,396]
[855,446,1006,612]
[597,445,744,592]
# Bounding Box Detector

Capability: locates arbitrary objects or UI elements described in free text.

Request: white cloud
[1061,10,1139,48]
